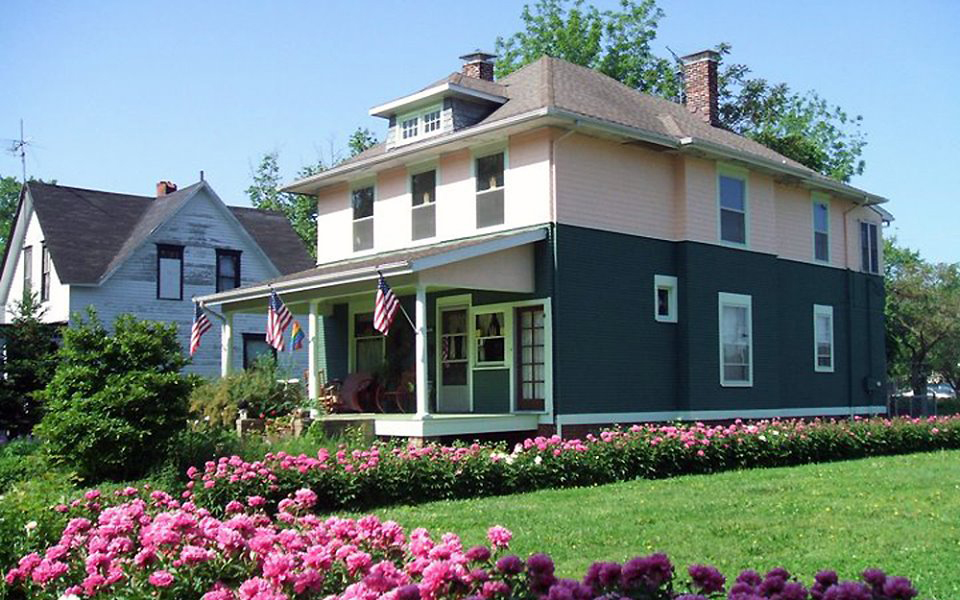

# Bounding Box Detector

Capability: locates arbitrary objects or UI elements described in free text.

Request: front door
[438,307,470,412]
[516,305,546,411]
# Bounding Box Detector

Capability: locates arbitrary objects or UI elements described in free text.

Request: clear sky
[2,0,958,263]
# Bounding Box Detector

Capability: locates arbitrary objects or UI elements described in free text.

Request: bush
[1,494,920,600]
[34,310,196,482]
[189,355,304,427]
[0,293,60,437]
[0,439,50,494]
[189,415,960,514]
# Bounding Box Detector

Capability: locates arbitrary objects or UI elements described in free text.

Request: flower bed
[188,416,960,514]
[3,487,919,600]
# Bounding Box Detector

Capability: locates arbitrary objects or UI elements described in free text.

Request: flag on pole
[289,320,305,352]
[374,272,400,334]
[266,290,293,351]
[190,303,212,356]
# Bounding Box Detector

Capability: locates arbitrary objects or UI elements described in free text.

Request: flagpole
[377,270,421,336]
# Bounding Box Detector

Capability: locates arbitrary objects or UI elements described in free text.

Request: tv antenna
[4,119,32,182]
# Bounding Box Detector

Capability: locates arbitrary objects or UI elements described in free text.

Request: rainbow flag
[289,320,305,352]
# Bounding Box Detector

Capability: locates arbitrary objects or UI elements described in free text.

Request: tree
[0,292,60,436]
[348,127,379,157]
[884,238,960,399]
[0,175,21,256]
[34,310,196,481]
[495,0,866,182]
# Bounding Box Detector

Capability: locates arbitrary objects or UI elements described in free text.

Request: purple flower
[676,595,708,600]
[736,570,763,587]
[861,568,886,592]
[780,582,809,600]
[814,571,839,588]
[396,584,421,600]
[466,545,491,562]
[766,567,791,581]
[822,581,872,600]
[728,581,758,597]
[687,564,725,594]
[759,575,786,596]
[547,578,592,600]
[469,568,489,583]
[583,561,622,590]
[620,553,673,591]
[527,553,555,576]
[496,554,524,576]
[882,576,918,600]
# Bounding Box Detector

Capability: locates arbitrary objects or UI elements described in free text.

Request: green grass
[365,451,960,599]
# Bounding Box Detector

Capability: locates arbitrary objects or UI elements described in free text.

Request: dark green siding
[554,224,886,415]
[320,303,349,380]
[474,369,511,412]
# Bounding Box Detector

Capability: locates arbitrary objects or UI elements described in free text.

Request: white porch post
[220,311,234,378]
[414,284,430,419]
[307,300,319,404]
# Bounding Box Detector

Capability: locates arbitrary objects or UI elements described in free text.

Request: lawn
[368,450,960,599]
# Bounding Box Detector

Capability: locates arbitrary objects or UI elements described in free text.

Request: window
[719,292,752,386]
[243,333,276,369]
[411,169,436,240]
[40,245,51,302]
[475,311,505,365]
[156,244,183,300]
[440,308,468,386]
[654,275,678,323]
[718,169,747,245]
[216,250,241,292]
[22,246,32,299]
[860,222,879,274]
[813,304,834,372]
[352,185,375,251]
[353,312,384,373]
[516,305,546,411]
[813,196,830,263]
[396,104,443,144]
[475,152,505,228]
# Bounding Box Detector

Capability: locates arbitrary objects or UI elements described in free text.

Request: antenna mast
[7,119,30,182]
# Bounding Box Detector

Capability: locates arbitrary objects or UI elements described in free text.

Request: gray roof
[23,181,313,285]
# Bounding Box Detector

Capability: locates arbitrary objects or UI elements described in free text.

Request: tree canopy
[495,0,866,182]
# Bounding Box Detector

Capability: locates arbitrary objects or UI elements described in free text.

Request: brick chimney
[156,181,178,197]
[459,50,497,81]
[681,50,721,126]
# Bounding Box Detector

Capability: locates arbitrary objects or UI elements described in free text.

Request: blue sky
[2,0,958,263]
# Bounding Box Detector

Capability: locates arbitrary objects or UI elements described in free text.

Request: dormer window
[396,104,443,145]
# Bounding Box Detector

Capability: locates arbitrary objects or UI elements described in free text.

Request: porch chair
[318,372,376,413]
[375,370,416,413]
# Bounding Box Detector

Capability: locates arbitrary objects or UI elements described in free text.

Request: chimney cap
[680,49,721,65]
[459,50,497,64]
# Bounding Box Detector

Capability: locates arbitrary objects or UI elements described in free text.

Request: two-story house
[0,180,313,377]
[198,51,890,438]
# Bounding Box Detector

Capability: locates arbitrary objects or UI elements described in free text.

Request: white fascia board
[410,227,548,271]
[0,191,31,310]
[281,107,550,194]
[369,83,507,118]
[678,136,888,206]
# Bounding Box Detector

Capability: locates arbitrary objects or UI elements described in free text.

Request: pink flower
[148,570,175,587]
[486,526,512,549]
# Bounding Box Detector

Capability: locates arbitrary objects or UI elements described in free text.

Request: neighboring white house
[0,180,314,378]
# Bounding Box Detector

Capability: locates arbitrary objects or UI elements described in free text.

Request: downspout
[550,123,579,438]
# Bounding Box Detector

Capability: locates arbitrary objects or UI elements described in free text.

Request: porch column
[414,284,430,419]
[307,300,319,403]
[220,311,234,378]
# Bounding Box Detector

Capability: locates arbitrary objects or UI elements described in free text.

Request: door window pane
[475,312,505,364]
[516,306,546,411]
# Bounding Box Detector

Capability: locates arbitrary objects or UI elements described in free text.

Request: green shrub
[189,355,303,425]
[34,310,196,482]
[159,426,247,481]
[0,439,50,494]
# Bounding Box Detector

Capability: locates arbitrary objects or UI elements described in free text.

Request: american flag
[374,273,400,334]
[266,290,293,351]
[190,303,212,356]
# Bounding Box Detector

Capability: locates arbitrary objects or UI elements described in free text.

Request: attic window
[396,104,443,145]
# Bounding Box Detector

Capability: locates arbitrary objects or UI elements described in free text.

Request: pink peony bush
[188,416,960,514]
[2,487,919,600]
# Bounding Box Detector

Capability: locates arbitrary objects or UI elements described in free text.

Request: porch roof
[195,225,548,309]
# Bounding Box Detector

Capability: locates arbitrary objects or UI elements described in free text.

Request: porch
[194,226,554,438]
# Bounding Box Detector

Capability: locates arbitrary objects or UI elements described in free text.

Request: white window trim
[436,294,475,414]
[351,180,377,253]
[813,304,835,373]
[472,306,511,370]
[717,164,750,248]
[471,144,509,230]
[653,274,678,323]
[407,162,440,243]
[812,193,831,264]
[396,103,443,144]
[718,292,753,387]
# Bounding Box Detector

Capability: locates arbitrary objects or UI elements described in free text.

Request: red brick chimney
[459,50,497,81]
[681,50,721,126]
[156,181,177,197]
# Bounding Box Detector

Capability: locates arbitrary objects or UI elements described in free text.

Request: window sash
[718,173,747,245]
[22,246,32,297]
[719,293,752,386]
[401,117,418,139]
[860,222,879,273]
[412,203,436,240]
[476,153,504,192]
[157,245,183,300]
[242,334,276,370]
[813,201,830,262]
[216,250,241,292]
[814,305,834,372]
[411,170,435,207]
[352,186,374,220]
[653,275,678,323]
[475,311,506,366]
[41,246,50,302]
